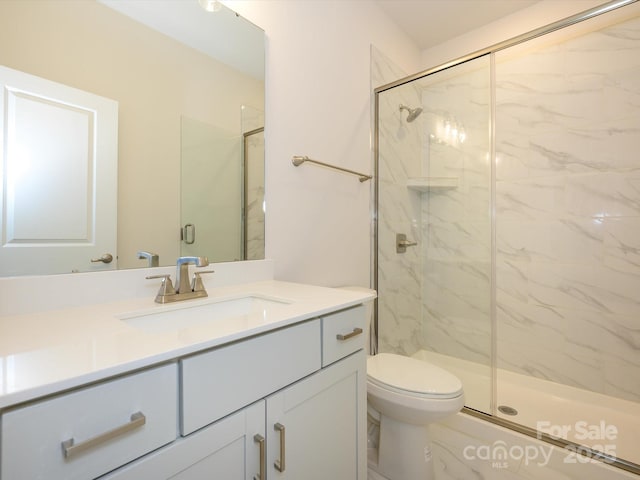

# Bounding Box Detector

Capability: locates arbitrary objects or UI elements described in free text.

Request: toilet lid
[367,353,463,398]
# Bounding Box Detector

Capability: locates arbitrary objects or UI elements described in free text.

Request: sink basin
[118,295,292,334]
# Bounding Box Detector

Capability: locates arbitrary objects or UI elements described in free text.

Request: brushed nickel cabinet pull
[61,411,146,459]
[336,327,363,341]
[253,434,265,480]
[274,422,286,472]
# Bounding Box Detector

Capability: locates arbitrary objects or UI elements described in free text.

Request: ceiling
[375,0,540,50]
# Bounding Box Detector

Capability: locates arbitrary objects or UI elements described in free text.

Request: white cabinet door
[100,401,265,480]
[266,350,366,480]
[0,65,118,275]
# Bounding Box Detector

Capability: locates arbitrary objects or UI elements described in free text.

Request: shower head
[399,104,423,123]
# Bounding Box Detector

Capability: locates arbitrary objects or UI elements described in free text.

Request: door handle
[91,253,113,264]
[181,223,195,244]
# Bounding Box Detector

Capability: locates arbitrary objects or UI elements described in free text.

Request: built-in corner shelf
[406,177,458,192]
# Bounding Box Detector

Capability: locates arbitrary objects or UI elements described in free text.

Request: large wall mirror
[0,0,265,276]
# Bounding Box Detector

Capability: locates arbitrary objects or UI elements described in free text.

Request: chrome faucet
[146,256,214,304]
[175,256,209,294]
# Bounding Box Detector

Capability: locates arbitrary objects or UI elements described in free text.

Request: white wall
[223,0,421,287]
[420,0,607,69]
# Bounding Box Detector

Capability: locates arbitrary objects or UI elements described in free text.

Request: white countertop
[0,280,375,409]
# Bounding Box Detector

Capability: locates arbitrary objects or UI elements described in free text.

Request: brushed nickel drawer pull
[253,434,265,480]
[336,327,363,341]
[61,411,146,459]
[274,422,286,472]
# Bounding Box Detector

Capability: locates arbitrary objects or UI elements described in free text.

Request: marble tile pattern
[377,13,640,404]
[375,51,494,394]
[372,46,424,355]
[419,58,493,373]
[373,10,640,479]
[494,13,640,403]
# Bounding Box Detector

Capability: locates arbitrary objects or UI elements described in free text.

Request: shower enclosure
[374,0,640,474]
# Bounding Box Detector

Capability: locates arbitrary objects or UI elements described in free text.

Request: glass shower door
[376,55,493,413]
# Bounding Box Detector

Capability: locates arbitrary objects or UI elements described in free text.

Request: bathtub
[412,349,640,468]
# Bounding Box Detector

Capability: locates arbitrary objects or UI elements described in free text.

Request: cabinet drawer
[181,319,321,435]
[322,305,365,367]
[1,364,178,480]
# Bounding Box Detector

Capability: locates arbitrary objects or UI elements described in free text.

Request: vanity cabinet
[102,351,364,480]
[0,304,367,480]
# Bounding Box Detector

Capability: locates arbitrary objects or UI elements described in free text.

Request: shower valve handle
[396,233,417,253]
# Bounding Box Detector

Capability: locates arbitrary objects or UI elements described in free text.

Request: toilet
[367,353,464,479]
[340,287,464,480]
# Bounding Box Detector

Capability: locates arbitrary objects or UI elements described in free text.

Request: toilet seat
[367,353,463,399]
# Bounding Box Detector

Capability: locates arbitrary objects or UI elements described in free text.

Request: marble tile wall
[375,49,495,414]
[419,59,493,371]
[373,8,640,479]
[494,13,640,403]
[372,46,424,355]
[376,9,640,404]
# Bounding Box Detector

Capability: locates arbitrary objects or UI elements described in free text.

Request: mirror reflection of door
[0,66,118,276]
[180,116,242,262]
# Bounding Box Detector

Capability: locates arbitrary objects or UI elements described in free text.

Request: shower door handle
[396,233,417,253]
[181,223,196,244]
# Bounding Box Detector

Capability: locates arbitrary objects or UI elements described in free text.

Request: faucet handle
[191,270,215,292]
[146,274,176,302]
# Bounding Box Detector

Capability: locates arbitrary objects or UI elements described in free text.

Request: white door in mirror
[0,66,118,275]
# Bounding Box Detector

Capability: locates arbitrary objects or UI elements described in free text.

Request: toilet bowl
[337,287,464,480]
[367,353,464,480]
